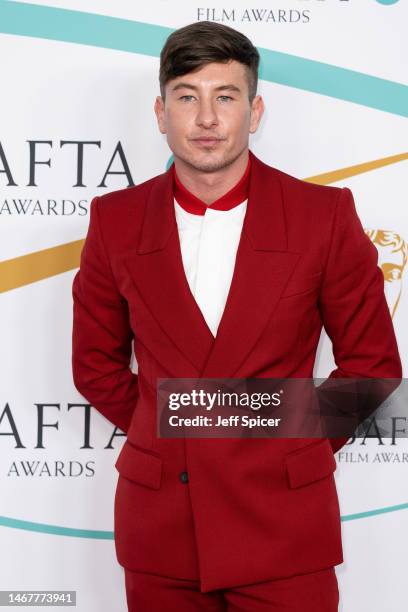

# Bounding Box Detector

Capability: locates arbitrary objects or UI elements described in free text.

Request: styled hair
[159,21,260,103]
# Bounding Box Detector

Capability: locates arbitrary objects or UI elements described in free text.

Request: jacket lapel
[200,151,300,377]
[123,166,215,375]
[123,150,300,377]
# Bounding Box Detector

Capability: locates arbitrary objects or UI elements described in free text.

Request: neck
[173,149,249,206]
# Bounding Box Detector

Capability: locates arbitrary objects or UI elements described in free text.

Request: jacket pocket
[114,439,162,489]
[285,438,336,489]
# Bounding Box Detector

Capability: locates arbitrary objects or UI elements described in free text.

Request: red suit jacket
[72,149,402,592]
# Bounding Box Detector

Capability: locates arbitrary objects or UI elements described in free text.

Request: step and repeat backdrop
[0,1,407,610]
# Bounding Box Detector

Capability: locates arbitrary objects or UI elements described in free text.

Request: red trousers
[124,566,339,611]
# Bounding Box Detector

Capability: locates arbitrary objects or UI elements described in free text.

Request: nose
[195,98,218,129]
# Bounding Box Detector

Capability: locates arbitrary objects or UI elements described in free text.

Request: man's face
[154,60,264,172]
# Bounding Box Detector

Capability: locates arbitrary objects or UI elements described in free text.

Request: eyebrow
[171,82,241,94]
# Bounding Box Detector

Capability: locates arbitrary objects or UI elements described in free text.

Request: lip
[192,138,222,146]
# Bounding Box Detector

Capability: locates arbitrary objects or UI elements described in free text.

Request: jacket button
[179,471,189,484]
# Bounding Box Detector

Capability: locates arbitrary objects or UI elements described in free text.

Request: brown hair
[159,21,260,103]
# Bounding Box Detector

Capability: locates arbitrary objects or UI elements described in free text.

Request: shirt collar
[173,154,251,216]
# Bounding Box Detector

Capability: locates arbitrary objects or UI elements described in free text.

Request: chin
[181,150,236,173]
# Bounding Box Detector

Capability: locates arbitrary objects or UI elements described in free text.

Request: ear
[249,95,265,134]
[154,96,167,134]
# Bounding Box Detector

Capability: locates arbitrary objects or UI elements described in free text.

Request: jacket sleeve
[317,187,402,454]
[71,196,138,433]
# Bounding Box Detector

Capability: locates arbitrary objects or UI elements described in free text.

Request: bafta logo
[365,229,407,318]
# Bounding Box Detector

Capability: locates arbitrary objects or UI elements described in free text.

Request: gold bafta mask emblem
[365,229,407,318]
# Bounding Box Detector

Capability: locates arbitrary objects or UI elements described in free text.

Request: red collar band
[173,155,251,215]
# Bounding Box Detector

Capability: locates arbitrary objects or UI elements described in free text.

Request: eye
[218,95,233,102]
[381,263,402,282]
[179,95,196,102]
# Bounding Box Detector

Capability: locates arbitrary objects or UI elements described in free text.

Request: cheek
[166,113,194,140]
[385,281,401,302]
[223,111,250,136]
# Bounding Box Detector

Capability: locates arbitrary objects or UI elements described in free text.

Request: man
[71,20,402,611]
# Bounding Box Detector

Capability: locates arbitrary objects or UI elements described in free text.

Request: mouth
[191,138,223,147]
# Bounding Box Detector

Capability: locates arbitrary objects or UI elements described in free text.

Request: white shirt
[174,198,248,337]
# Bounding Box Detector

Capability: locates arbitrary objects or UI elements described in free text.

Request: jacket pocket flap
[115,440,162,489]
[285,439,336,489]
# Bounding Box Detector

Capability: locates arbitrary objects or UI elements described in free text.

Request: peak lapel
[123,165,215,374]
[200,150,301,378]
